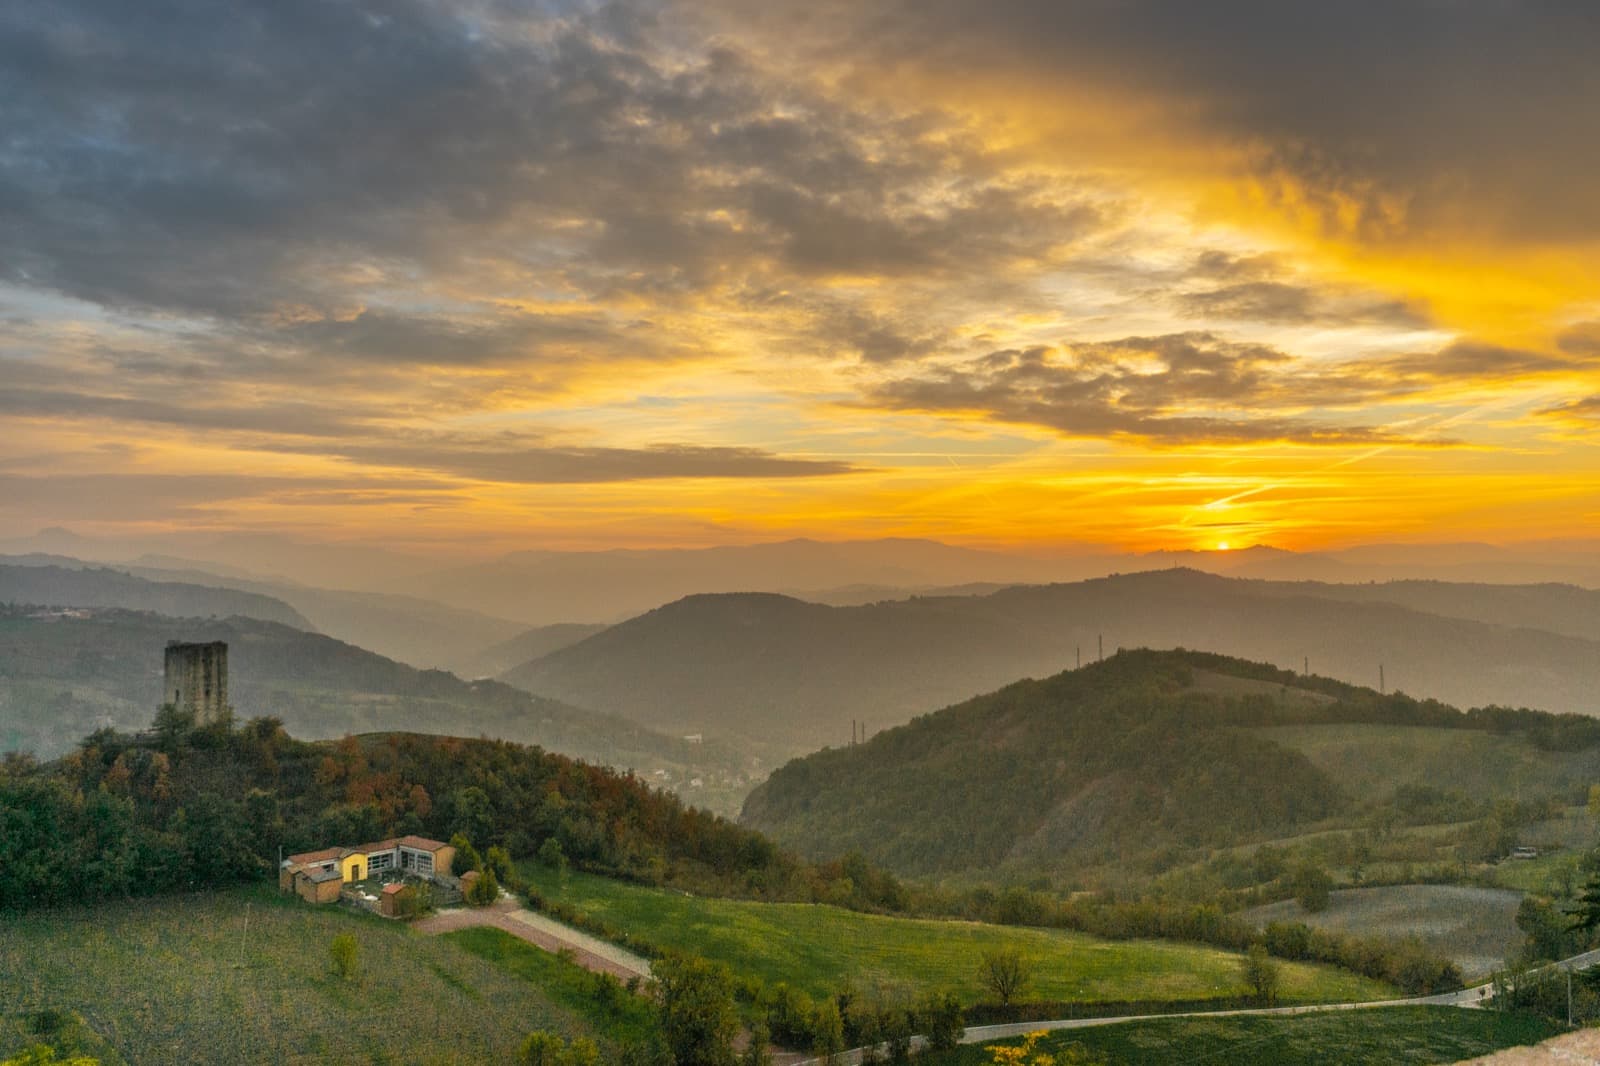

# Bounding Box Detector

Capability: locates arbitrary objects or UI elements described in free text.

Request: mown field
[0,884,597,1064]
[1240,885,1525,979]
[921,1007,1561,1066]
[523,867,1394,1005]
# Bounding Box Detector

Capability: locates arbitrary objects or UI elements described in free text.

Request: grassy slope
[524,867,1392,1006]
[446,927,657,1046]
[921,1007,1560,1066]
[0,885,593,1065]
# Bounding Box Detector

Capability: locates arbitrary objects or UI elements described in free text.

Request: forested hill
[501,569,1600,755]
[740,649,1600,880]
[0,605,736,786]
[0,563,314,630]
[0,724,889,912]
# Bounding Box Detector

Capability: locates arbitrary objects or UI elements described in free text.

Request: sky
[2,0,1598,556]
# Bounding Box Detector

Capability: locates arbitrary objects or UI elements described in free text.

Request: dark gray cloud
[1558,322,1600,358]
[1538,396,1600,425]
[1179,281,1429,329]
[0,473,454,521]
[0,0,1100,329]
[1376,341,1573,380]
[865,333,1406,445]
[697,0,1600,243]
[863,330,1573,445]
[302,440,859,483]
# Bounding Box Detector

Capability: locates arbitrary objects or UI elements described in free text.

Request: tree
[810,998,845,1065]
[485,844,513,883]
[538,836,568,872]
[921,991,965,1051]
[519,1032,566,1066]
[1292,862,1333,913]
[450,834,483,877]
[1241,943,1280,1005]
[329,934,359,982]
[979,947,1031,1006]
[467,867,500,906]
[655,954,739,1066]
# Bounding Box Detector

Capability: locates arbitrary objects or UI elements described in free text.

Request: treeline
[0,715,905,914]
[936,886,1462,995]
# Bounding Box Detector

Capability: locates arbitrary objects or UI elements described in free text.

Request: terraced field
[1240,885,1524,978]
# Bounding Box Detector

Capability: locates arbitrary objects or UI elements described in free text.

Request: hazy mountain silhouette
[502,570,1600,754]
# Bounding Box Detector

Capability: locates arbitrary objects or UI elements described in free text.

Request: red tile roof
[381,883,407,895]
[396,835,450,852]
[287,847,343,865]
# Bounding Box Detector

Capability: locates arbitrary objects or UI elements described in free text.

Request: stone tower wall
[163,640,229,724]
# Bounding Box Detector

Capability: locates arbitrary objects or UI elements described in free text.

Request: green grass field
[1240,885,1524,979]
[921,1007,1561,1066]
[0,885,597,1065]
[445,927,658,1047]
[523,867,1394,1006]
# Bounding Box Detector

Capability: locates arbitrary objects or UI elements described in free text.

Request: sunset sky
[3,1,1597,556]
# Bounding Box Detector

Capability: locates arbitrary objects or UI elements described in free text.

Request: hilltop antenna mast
[1303,656,1309,677]
[1380,664,1386,694]
[1076,646,1081,669]
[1098,634,1104,662]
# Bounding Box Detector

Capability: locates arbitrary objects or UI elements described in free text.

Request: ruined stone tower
[163,640,229,724]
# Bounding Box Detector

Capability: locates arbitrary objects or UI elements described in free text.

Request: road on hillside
[788,948,1600,1066]
[414,897,653,982]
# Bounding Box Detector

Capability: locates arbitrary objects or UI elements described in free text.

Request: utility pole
[1379,664,1386,694]
[1304,656,1309,677]
[1076,646,1081,669]
[1098,634,1104,662]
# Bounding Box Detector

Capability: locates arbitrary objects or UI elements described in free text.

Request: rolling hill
[0,563,313,630]
[0,552,531,670]
[500,569,1600,755]
[738,649,1600,880]
[0,605,742,790]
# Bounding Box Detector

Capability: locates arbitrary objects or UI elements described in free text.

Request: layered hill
[739,649,1600,880]
[501,570,1600,754]
[451,622,608,680]
[0,553,529,670]
[406,537,1091,624]
[0,563,313,630]
[0,605,737,788]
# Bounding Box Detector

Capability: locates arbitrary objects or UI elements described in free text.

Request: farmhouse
[278,835,456,904]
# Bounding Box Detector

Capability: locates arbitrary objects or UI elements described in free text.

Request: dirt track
[414,898,649,982]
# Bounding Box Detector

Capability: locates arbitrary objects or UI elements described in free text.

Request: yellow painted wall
[340,852,367,882]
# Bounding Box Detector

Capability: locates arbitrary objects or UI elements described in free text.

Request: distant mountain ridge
[0,553,527,670]
[0,605,737,787]
[0,563,314,630]
[500,569,1600,755]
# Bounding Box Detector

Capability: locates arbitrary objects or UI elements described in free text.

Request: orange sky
[2,1,1597,556]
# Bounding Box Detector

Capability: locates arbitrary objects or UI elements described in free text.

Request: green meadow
[523,867,1394,1006]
